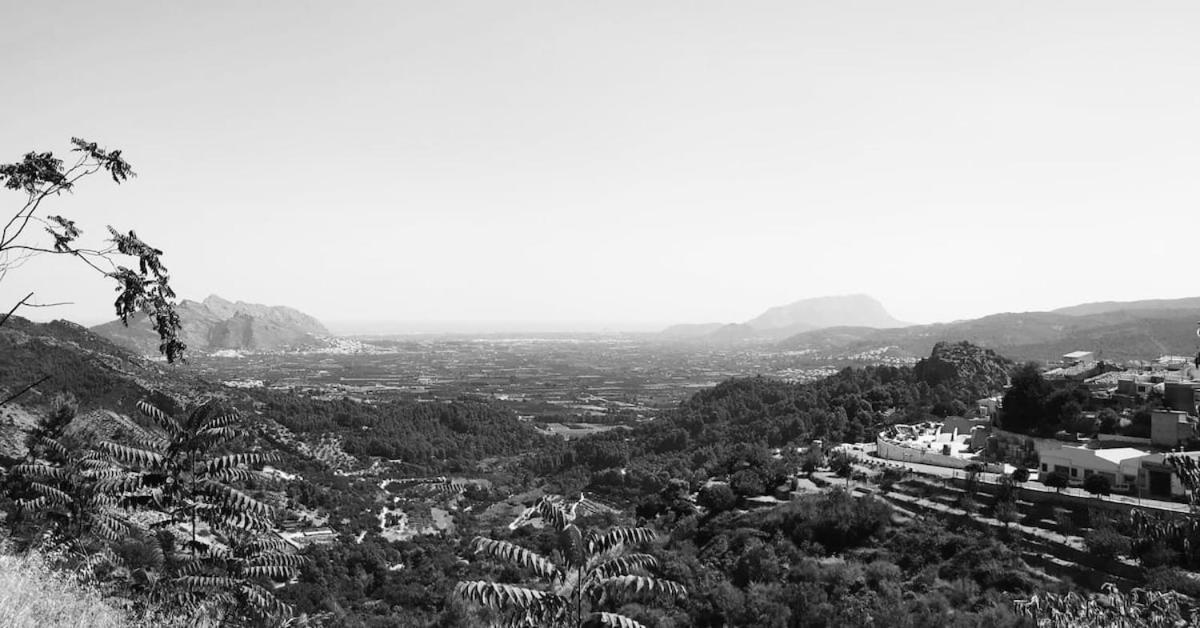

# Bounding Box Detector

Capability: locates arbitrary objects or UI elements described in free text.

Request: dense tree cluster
[255,392,549,471]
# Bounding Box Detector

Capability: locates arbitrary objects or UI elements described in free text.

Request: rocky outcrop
[92,295,329,355]
[914,341,1012,392]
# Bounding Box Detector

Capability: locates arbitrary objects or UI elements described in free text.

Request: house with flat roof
[1062,351,1095,365]
[1038,446,1147,491]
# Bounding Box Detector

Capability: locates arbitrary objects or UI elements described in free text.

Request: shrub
[1084,526,1130,560]
[1083,474,1112,497]
[0,546,205,628]
[1044,471,1069,491]
[1011,468,1030,484]
[698,483,738,513]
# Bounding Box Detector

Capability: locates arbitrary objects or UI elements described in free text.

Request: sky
[3,1,1200,332]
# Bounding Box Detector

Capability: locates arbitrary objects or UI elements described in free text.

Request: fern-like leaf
[242,565,299,579]
[199,411,240,433]
[137,400,182,439]
[590,612,649,628]
[246,552,308,568]
[203,452,273,475]
[196,480,273,516]
[455,580,557,611]
[472,537,561,581]
[598,575,686,600]
[588,527,656,554]
[590,553,659,580]
[98,442,164,468]
[26,481,73,505]
[11,463,68,481]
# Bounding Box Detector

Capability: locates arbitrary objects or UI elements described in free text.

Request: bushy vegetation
[6,330,1200,626]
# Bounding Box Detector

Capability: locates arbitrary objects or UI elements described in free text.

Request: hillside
[0,316,209,414]
[777,308,1200,363]
[1053,296,1200,317]
[93,295,329,355]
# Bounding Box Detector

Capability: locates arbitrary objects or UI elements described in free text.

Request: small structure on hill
[1062,351,1095,365]
[876,418,999,471]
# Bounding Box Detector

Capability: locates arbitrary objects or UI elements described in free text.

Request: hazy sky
[3,1,1200,332]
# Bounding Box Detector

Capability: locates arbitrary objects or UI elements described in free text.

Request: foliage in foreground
[1015,583,1190,628]
[0,137,185,364]
[3,398,301,625]
[456,495,686,628]
[0,543,209,628]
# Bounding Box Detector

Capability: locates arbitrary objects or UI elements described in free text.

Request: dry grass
[0,550,134,628]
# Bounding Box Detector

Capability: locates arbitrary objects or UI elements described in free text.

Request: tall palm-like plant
[100,399,276,550]
[6,395,131,544]
[455,495,685,628]
[100,399,301,622]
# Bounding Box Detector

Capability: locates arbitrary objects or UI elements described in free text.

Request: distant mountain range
[775,297,1200,363]
[92,295,329,355]
[661,294,908,342]
[661,294,1200,363]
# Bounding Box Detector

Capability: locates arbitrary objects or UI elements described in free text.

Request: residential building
[1038,446,1145,490]
[1150,409,1198,448]
[1062,351,1095,365]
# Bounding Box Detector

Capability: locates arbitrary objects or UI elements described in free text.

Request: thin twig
[0,292,33,328]
[0,374,51,407]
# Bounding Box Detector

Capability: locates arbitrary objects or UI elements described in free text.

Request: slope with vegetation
[777,307,1200,363]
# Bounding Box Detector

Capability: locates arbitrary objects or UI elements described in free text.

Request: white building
[1038,446,1146,490]
[1062,351,1096,365]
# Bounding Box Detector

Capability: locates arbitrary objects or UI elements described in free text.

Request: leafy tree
[729,469,766,498]
[1000,363,1052,434]
[1083,474,1111,498]
[4,394,131,543]
[1044,470,1069,492]
[1008,467,1029,503]
[455,495,686,627]
[697,483,737,513]
[1011,467,1030,484]
[1097,408,1120,434]
[828,450,853,478]
[994,499,1019,529]
[0,138,184,362]
[99,399,298,622]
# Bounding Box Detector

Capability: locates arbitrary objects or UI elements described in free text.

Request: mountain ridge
[661,294,908,341]
[91,294,329,355]
[776,306,1200,363]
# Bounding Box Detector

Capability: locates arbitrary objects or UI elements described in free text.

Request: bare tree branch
[0,292,32,328]
[0,374,51,407]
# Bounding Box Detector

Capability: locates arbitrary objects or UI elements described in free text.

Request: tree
[455,495,686,628]
[1000,363,1052,434]
[994,499,1019,529]
[1044,470,1069,492]
[828,450,853,478]
[1011,467,1030,484]
[1083,474,1111,498]
[5,394,132,543]
[730,469,766,498]
[1097,408,1120,434]
[0,138,184,363]
[1003,467,1028,502]
[697,483,737,513]
[99,399,299,622]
